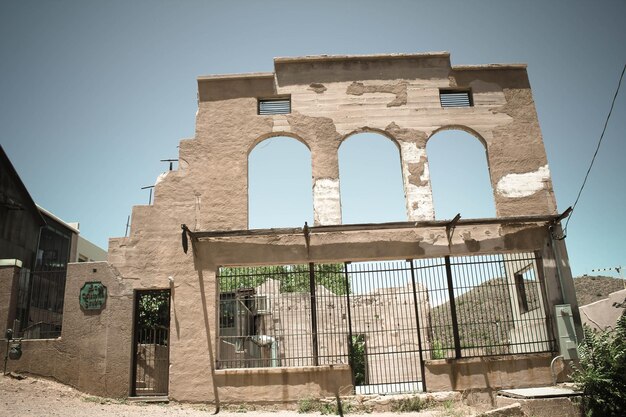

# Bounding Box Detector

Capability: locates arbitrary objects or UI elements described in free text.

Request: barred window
[439,89,473,107]
[258,97,291,115]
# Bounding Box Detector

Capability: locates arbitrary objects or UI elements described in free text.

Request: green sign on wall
[79,281,107,310]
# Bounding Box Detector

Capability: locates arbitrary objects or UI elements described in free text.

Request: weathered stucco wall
[115,53,558,249]
[424,353,567,392]
[101,53,573,403]
[176,52,557,232]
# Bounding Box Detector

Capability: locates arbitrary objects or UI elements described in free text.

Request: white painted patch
[496,165,551,198]
[313,178,342,225]
[405,183,435,221]
[155,171,169,186]
[399,140,421,162]
[399,141,435,220]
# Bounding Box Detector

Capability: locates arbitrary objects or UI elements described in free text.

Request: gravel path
[0,373,473,417]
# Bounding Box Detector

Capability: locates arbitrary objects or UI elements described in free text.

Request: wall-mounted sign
[80,281,107,310]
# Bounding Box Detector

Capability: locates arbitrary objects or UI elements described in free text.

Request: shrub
[390,396,430,412]
[431,340,446,360]
[572,312,626,416]
[297,398,318,413]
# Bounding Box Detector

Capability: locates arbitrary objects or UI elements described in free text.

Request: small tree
[219,264,347,294]
[138,291,169,328]
[572,312,626,416]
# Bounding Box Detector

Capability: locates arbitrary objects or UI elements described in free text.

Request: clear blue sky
[1,0,624,278]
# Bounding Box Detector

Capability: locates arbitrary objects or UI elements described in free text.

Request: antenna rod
[125,215,130,237]
[160,159,178,171]
[141,185,155,205]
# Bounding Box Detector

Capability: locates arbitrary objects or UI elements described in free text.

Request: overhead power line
[563,64,626,236]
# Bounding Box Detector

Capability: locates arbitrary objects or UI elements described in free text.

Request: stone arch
[427,125,489,149]
[338,131,406,224]
[247,131,311,156]
[339,127,402,151]
[426,127,496,220]
[247,136,313,228]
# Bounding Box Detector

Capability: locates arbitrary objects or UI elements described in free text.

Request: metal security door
[132,290,170,396]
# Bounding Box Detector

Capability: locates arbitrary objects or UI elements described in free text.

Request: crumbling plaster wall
[109,53,560,275]
[178,52,556,232]
[100,53,570,402]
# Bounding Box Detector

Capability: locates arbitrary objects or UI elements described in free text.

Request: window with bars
[216,253,553,373]
[439,89,473,108]
[258,97,291,115]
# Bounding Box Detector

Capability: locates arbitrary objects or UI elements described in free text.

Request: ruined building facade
[3,53,581,403]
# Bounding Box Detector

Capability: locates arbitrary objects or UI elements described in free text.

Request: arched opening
[248,136,313,229]
[338,132,406,224]
[426,129,495,220]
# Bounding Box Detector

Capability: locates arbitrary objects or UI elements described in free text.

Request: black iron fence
[414,252,553,359]
[216,252,554,392]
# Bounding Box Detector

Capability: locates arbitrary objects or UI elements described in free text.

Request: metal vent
[439,90,472,108]
[258,98,291,115]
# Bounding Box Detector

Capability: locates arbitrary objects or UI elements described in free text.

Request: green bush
[390,396,430,412]
[297,397,340,415]
[297,397,318,413]
[431,340,446,360]
[572,312,626,416]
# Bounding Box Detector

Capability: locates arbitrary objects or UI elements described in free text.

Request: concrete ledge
[215,365,352,403]
[425,353,562,392]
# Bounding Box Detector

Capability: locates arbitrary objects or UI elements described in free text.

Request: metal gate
[132,289,170,397]
[339,261,426,394]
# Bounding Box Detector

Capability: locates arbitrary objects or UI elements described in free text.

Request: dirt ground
[0,373,487,417]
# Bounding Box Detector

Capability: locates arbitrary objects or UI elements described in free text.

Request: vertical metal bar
[445,256,462,359]
[343,262,355,389]
[308,262,319,366]
[409,259,427,392]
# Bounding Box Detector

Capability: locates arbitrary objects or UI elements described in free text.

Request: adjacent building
[0,145,106,338]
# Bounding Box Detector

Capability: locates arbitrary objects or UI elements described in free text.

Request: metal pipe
[550,355,564,385]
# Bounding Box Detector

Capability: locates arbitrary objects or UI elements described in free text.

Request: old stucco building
[3,52,582,403]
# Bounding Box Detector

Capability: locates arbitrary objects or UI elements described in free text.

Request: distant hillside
[429,277,541,356]
[425,275,624,356]
[574,275,625,306]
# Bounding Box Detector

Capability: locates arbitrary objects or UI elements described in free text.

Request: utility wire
[563,64,626,236]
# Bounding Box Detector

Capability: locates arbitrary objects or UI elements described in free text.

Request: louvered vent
[258,98,291,115]
[439,90,473,108]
